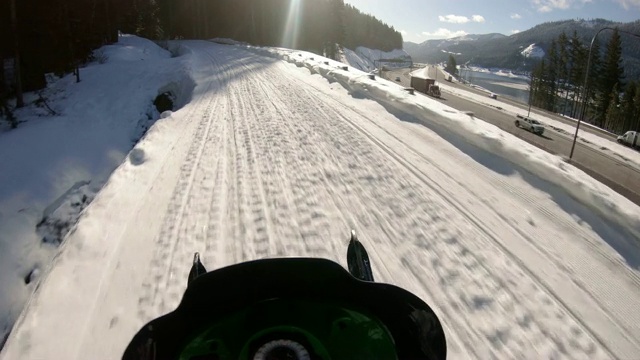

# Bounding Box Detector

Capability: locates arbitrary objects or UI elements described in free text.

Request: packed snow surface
[2,37,640,360]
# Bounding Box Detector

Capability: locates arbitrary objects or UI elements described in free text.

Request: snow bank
[0,34,195,346]
[248,46,640,241]
[341,47,410,72]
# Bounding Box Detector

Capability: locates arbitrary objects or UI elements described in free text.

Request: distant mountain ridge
[404,18,640,79]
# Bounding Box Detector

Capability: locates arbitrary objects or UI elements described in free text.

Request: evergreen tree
[581,38,602,122]
[620,81,637,131]
[543,40,558,111]
[633,85,640,132]
[569,31,586,118]
[604,83,621,132]
[596,27,625,126]
[445,54,457,76]
[557,32,570,115]
[530,60,546,108]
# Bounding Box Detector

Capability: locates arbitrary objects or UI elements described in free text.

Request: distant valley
[404,18,640,79]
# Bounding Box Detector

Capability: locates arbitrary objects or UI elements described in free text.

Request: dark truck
[410,75,441,98]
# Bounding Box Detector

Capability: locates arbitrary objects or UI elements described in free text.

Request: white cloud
[400,30,408,36]
[531,0,593,12]
[511,13,522,19]
[615,0,640,9]
[511,30,521,34]
[438,14,485,23]
[532,0,570,12]
[422,28,469,39]
[439,14,470,23]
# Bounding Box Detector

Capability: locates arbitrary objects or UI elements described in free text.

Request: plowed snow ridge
[2,41,640,360]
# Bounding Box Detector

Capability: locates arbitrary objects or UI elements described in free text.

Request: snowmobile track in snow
[138,50,227,318]
[229,60,610,357]
[276,67,637,358]
[133,43,640,358]
[307,101,610,358]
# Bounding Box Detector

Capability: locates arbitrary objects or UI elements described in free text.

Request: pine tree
[596,28,624,126]
[557,32,570,115]
[581,38,602,122]
[530,60,546,108]
[620,81,637,131]
[604,83,622,132]
[633,85,640,133]
[446,54,457,76]
[569,31,586,118]
[544,40,558,111]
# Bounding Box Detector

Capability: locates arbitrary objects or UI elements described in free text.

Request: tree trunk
[10,0,24,107]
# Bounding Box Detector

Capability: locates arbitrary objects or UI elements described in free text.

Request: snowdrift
[341,47,411,72]
[0,34,195,348]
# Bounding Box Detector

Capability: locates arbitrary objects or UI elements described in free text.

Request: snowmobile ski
[187,252,207,287]
[347,230,374,281]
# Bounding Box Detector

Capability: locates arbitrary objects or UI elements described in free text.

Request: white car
[617,130,639,149]
[395,76,401,82]
[514,117,544,135]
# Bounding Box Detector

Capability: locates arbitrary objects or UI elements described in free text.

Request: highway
[385,66,640,206]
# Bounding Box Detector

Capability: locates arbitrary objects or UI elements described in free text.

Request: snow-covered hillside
[341,46,410,72]
[0,34,195,348]
[521,43,545,59]
[1,37,640,359]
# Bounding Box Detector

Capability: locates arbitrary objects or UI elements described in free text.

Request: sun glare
[281,0,302,49]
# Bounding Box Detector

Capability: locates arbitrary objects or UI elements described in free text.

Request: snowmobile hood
[123,257,447,360]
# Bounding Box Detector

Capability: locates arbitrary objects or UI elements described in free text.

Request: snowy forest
[529,28,640,134]
[0,0,402,126]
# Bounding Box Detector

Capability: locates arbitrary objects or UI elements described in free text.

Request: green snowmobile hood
[122,258,447,360]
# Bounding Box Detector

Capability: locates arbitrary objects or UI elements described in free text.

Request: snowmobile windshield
[123,258,447,360]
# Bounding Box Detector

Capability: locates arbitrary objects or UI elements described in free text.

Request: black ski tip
[346,230,375,282]
[188,252,208,287]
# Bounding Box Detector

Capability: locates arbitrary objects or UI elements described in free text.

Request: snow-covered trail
[3,41,640,359]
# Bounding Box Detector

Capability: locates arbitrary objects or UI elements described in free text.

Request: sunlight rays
[281,0,302,49]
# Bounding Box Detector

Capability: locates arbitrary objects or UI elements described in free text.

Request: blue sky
[343,0,640,43]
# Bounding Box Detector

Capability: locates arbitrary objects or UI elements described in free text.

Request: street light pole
[569,27,640,160]
[527,79,534,118]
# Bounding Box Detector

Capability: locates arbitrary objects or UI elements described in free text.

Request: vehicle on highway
[617,130,639,149]
[489,93,498,99]
[515,117,545,135]
[410,75,441,98]
[395,76,401,82]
